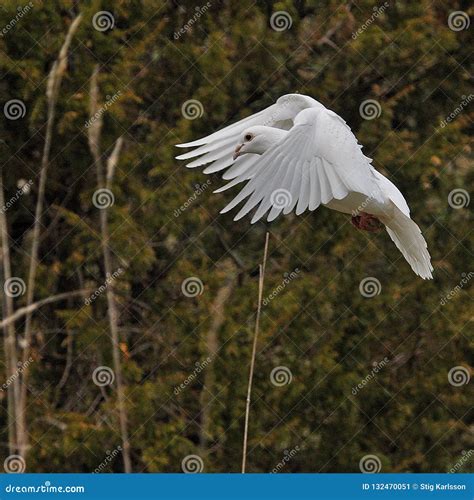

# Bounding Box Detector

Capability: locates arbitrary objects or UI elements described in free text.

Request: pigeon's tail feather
[383,208,433,280]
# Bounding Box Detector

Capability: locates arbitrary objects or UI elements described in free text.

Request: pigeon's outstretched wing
[175,94,323,176]
[220,107,385,223]
[176,95,433,279]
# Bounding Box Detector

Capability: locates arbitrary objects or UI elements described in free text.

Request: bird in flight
[176,94,433,279]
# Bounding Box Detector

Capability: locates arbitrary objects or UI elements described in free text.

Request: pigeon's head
[233,126,287,160]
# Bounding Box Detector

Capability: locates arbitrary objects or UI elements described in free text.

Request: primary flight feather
[176,94,433,279]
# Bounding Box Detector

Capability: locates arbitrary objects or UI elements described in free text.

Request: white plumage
[176,94,433,279]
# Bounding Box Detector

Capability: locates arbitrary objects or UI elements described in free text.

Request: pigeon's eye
[244,134,253,142]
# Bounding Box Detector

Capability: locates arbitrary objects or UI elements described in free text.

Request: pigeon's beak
[233,144,243,161]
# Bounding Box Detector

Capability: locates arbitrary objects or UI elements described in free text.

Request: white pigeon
[176,94,433,279]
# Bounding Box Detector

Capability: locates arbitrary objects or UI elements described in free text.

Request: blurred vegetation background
[0,0,472,473]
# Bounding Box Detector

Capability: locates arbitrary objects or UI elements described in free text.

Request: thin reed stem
[242,232,270,473]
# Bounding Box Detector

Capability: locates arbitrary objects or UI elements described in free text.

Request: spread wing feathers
[175,94,320,175]
[221,107,385,223]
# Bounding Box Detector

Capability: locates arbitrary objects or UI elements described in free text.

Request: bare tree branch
[106,137,124,187]
[18,14,83,459]
[88,66,132,473]
[0,290,91,330]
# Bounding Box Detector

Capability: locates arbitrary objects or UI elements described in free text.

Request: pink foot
[351,212,384,233]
